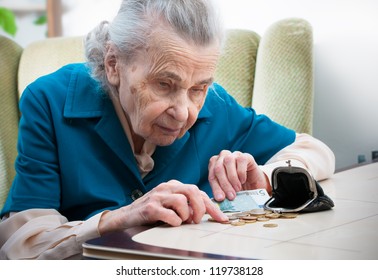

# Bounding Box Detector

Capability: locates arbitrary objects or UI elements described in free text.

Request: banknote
[213,189,270,212]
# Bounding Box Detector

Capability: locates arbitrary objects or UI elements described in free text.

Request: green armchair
[0,18,314,210]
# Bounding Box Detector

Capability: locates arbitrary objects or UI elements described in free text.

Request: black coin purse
[264,161,335,213]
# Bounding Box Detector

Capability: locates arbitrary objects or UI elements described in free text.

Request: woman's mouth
[158,125,182,136]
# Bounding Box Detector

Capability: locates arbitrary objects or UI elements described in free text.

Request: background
[1,0,377,170]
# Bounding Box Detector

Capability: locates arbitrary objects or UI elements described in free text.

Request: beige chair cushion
[215,29,260,107]
[0,36,23,209]
[18,30,260,108]
[18,36,86,97]
[252,18,313,134]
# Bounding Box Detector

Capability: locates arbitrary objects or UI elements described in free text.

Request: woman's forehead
[147,26,220,60]
[144,35,219,76]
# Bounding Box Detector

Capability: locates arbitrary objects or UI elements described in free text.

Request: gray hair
[84,0,224,94]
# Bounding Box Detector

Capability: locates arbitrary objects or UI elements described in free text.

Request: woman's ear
[105,45,120,86]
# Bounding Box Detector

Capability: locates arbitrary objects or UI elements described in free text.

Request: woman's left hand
[208,150,271,201]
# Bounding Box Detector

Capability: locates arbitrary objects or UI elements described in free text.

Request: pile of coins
[208,208,299,228]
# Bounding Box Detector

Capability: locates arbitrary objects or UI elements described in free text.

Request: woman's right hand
[98,180,228,235]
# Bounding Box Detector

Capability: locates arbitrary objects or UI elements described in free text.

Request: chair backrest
[215,29,260,107]
[18,36,86,97]
[252,18,313,134]
[0,36,23,209]
[17,30,260,106]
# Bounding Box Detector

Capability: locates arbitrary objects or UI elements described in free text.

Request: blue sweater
[1,63,295,220]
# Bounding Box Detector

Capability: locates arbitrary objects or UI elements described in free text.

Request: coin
[249,209,266,216]
[242,219,257,224]
[208,217,232,224]
[263,223,278,228]
[257,217,270,222]
[240,216,257,221]
[265,213,281,219]
[231,220,246,226]
[281,213,298,219]
[232,213,248,218]
[208,217,217,222]
[227,216,240,221]
[207,210,298,227]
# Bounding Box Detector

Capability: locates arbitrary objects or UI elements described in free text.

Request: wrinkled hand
[208,150,271,201]
[98,180,228,235]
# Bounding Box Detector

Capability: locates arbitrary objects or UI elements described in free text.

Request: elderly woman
[0,0,334,259]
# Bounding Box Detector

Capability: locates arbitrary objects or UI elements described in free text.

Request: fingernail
[215,193,224,201]
[234,184,242,192]
[221,213,229,220]
[227,192,235,200]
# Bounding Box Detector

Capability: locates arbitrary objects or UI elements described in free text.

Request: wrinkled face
[106,29,219,148]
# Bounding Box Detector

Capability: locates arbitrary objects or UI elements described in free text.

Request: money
[210,189,299,228]
[231,220,246,226]
[263,223,278,228]
[280,213,298,219]
[244,219,257,224]
[213,189,270,212]
[265,213,281,219]
[240,216,258,221]
[207,209,299,228]
[249,209,267,216]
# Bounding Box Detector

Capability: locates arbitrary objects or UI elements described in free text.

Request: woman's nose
[167,93,189,122]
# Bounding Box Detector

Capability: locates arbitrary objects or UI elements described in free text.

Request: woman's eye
[158,82,170,89]
[190,86,206,95]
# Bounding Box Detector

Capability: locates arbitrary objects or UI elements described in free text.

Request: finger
[165,183,207,224]
[208,156,226,201]
[213,155,236,200]
[201,192,229,222]
[153,207,184,227]
[183,207,194,224]
[135,196,184,227]
[223,152,242,191]
[209,177,226,202]
[236,153,251,185]
[138,184,192,226]
[162,194,191,223]
[185,186,207,224]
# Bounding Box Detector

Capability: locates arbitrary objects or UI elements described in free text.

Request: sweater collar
[63,64,107,119]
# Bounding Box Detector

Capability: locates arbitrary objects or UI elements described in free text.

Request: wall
[60,0,121,36]
[5,0,378,170]
[217,0,378,170]
[0,0,46,47]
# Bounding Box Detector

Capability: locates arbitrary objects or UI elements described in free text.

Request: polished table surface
[83,162,378,260]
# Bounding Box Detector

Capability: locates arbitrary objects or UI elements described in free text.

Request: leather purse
[264,161,334,213]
